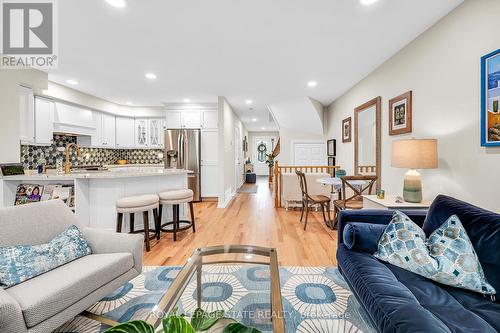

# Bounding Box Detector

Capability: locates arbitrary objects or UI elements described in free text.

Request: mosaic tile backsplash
[21,135,164,169]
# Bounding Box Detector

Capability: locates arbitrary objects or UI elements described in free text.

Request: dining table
[316,177,366,200]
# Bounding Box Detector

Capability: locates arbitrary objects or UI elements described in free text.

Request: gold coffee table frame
[145,245,286,332]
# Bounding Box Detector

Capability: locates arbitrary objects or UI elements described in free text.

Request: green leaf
[191,308,225,331]
[103,320,155,333]
[222,323,262,333]
[162,315,195,333]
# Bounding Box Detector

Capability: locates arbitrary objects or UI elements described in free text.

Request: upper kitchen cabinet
[33,97,55,145]
[19,86,35,144]
[100,113,116,147]
[165,111,202,129]
[115,117,135,148]
[166,111,182,129]
[135,118,148,147]
[201,110,218,129]
[148,118,163,147]
[182,111,201,128]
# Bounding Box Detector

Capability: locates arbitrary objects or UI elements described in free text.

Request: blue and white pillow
[374,211,496,296]
[0,225,92,288]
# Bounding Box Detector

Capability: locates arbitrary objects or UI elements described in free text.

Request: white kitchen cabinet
[115,117,135,148]
[161,119,166,147]
[166,111,182,129]
[34,97,54,145]
[148,118,163,147]
[101,113,116,147]
[135,118,148,147]
[182,111,201,128]
[19,86,35,144]
[201,110,218,129]
[201,129,218,197]
[165,111,202,129]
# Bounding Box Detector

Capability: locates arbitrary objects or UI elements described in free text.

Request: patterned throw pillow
[0,225,92,288]
[374,211,496,296]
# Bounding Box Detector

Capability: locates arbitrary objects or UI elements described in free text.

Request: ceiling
[49,0,463,132]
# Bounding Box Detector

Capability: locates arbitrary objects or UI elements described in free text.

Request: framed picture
[389,91,412,135]
[481,48,500,146]
[328,157,336,176]
[327,139,336,156]
[342,117,352,143]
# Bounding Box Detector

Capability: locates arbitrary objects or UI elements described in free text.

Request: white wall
[217,97,248,207]
[0,69,48,163]
[326,0,500,212]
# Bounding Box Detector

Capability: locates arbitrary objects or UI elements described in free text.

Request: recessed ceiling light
[307,81,317,87]
[183,98,191,103]
[66,79,78,85]
[126,101,133,105]
[106,0,126,8]
[261,127,265,130]
[145,73,157,80]
[360,0,378,6]
[252,118,257,122]
[245,99,253,105]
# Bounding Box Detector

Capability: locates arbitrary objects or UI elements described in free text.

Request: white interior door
[254,137,271,175]
[293,142,327,166]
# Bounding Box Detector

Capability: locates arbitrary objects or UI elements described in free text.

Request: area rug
[56,266,376,333]
[237,185,258,193]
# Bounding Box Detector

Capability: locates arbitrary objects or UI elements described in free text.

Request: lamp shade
[392,139,438,169]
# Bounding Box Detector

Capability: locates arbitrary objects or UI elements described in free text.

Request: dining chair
[296,171,332,230]
[332,175,378,228]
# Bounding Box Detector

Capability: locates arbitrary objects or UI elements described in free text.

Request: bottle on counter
[37,154,47,174]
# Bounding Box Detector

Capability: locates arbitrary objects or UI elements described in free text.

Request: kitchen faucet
[65,143,81,174]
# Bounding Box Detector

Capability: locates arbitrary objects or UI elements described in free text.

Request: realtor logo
[1,0,58,69]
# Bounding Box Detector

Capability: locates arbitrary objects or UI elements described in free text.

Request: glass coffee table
[144,245,286,332]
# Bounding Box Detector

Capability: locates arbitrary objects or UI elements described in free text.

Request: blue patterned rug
[56,266,376,333]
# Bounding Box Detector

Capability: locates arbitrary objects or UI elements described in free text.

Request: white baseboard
[217,188,235,208]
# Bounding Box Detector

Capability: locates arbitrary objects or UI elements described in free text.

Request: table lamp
[391,139,438,203]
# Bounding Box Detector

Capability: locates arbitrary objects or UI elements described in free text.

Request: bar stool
[116,194,160,252]
[158,189,195,241]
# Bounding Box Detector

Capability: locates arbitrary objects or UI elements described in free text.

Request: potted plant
[103,308,261,333]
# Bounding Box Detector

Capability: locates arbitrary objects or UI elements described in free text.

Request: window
[257,142,267,162]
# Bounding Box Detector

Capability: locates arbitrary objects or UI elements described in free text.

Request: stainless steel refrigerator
[164,129,201,201]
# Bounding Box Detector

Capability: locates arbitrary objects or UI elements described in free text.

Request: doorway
[254,137,272,175]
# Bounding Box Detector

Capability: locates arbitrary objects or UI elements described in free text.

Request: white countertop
[1,167,192,181]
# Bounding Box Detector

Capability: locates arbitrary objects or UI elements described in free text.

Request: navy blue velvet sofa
[337,195,500,333]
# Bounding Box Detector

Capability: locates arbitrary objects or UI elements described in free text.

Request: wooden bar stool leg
[143,211,151,252]
[116,213,123,233]
[173,205,178,241]
[158,204,163,225]
[129,213,135,233]
[189,201,196,233]
[153,208,160,240]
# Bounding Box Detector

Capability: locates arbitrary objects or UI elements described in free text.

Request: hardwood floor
[143,176,338,267]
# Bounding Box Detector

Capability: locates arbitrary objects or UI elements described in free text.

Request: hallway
[144,176,338,267]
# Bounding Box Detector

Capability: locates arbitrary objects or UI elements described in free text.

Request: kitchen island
[0,166,191,230]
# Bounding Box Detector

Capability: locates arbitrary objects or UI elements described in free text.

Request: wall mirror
[354,97,381,190]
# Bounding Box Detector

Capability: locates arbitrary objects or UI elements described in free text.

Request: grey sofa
[0,200,143,333]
